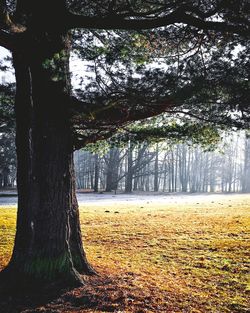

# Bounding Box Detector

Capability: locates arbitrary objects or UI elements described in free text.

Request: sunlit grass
[0,207,16,269]
[0,194,249,312]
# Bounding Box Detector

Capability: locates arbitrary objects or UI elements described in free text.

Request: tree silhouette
[0,0,249,290]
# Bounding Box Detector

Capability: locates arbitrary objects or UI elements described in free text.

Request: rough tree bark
[0,3,94,290]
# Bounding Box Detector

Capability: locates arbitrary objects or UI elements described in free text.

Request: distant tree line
[0,82,16,188]
[0,130,16,188]
[1,131,249,193]
[75,134,250,193]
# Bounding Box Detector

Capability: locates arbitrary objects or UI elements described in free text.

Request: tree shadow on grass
[1,270,194,312]
[0,272,151,313]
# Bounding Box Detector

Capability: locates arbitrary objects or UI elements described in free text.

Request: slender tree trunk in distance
[242,136,250,192]
[3,167,9,187]
[94,154,99,192]
[105,148,120,192]
[125,142,133,193]
[0,29,94,290]
[154,144,159,192]
[145,163,150,192]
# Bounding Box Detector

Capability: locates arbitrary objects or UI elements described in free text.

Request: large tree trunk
[0,33,95,290]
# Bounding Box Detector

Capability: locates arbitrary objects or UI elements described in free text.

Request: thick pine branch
[70,95,173,148]
[66,10,249,36]
[70,95,173,125]
[0,3,249,51]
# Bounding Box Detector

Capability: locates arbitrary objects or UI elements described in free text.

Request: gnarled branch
[66,9,249,37]
[70,94,173,148]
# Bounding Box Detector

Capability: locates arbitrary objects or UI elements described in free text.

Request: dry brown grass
[0,194,249,312]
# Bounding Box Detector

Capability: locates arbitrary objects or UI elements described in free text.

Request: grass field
[0,194,249,312]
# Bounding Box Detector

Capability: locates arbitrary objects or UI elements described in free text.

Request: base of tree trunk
[0,263,87,294]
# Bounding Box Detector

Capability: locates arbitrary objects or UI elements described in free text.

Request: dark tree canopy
[0,0,249,146]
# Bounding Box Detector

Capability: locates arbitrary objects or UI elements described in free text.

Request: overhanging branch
[70,95,174,149]
[66,10,249,37]
[70,95,173,126]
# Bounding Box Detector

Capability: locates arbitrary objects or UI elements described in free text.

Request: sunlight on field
[0,207,16,269]
[0,194,249,312]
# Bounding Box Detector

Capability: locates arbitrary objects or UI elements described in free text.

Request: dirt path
[1,191,249,206]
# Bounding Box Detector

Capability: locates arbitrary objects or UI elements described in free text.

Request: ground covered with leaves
[0,194,249,312]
